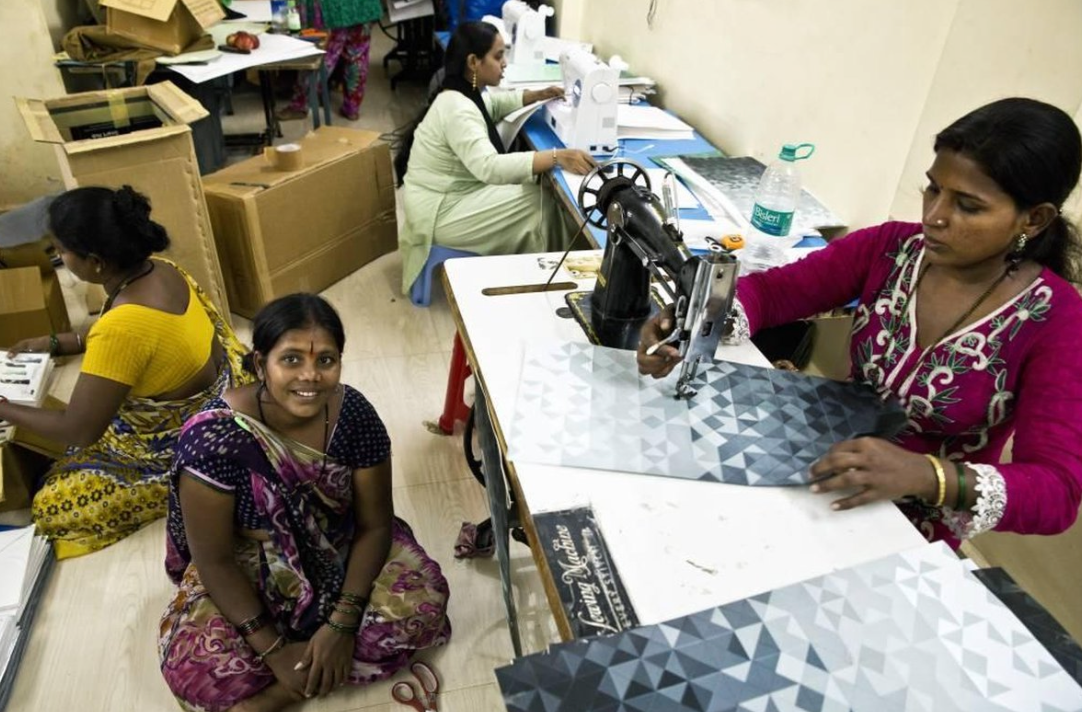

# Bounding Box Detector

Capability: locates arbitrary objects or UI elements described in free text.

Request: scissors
[391,661,440,712]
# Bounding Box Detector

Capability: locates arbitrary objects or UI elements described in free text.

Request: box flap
[146,81,209,125]
[100,0,179,23]
[203,127,383,195]
[180,0,225,28]
[14,98,65,144]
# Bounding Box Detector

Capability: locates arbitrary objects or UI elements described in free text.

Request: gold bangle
[551,147,557,169]
[923,454,946,507]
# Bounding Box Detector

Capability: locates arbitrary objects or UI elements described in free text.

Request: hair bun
[113,185,170,253]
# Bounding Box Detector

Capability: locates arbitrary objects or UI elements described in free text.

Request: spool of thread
[264,143,304,171]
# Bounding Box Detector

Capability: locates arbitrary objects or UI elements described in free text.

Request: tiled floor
[8,28,559,712]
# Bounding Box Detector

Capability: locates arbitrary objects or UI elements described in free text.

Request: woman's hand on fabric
[263,642,310,700]
[556,149,598,175]
[298,625,355,697]
[636,305,682,378]
[5,336,50,358]
[808,437,935,511]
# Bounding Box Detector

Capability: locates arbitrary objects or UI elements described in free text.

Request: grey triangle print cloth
[509,342,906,486]
[496,543,1082,712]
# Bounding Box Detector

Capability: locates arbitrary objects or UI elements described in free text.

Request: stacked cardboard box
[0,238,70,349]
[0,396,66,514]
[202,127,398,318]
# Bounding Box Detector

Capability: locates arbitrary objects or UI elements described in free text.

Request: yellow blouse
[80,281,215,397]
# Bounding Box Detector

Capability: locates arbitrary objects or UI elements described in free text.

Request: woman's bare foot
[228,683,302,712]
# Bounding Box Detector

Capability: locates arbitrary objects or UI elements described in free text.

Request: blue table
[521,111,827,251]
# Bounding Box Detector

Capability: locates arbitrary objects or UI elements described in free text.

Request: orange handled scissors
[392,661,440,712]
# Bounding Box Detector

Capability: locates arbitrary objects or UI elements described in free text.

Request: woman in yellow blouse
[0,186,250,558]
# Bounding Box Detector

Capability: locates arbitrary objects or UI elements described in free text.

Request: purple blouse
[736,221,1082,544]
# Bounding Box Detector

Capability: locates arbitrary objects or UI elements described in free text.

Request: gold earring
[1007,232,1029,267]
[471,71,477,91]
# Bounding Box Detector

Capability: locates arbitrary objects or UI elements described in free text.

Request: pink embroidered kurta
[735,221,1082,545]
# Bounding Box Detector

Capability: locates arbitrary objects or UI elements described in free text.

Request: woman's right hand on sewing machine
[556,149,598,175]
[637,306,683,378]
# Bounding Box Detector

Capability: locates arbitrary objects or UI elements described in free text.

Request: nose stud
[932,218,946,227]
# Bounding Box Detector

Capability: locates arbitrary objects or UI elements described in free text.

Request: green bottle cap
[779,143,815,161]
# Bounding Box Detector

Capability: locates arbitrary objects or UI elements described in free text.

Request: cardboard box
[99,0,224,55]
[0,444,52,513]
[16,82,231,321]
[0,237,71,348]
[202,127,398,318]
[1,397,66,513]
[0,268,70,349]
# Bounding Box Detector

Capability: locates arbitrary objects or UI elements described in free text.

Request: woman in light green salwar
[395,21,598,294]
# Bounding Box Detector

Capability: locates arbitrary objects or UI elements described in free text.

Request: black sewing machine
[564,159,739,398]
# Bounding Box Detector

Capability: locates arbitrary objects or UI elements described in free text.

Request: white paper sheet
[497,98,555,147]
[388,0,435,23]
[0,528,33,613]
[164,32,322,83]
[225,0,272,21]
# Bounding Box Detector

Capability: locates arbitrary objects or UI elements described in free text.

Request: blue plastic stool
[409,246,479,306]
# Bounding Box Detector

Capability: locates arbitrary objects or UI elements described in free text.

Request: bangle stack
[923,454,947,508]
[551,147,558,169]
[237,612,269,637]
[325,591,367,636]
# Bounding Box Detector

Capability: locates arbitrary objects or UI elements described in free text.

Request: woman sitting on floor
[395,20,598,295]
[159,294,450,712]
[638,97,1082,546]
[1,186,248,559]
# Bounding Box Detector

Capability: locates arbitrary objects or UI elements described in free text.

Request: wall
[555,0,1082,229]
[0,0,68,209]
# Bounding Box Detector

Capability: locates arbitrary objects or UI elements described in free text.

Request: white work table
[442,251,926,645]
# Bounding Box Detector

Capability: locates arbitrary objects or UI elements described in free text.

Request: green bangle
[48,333,60,356]
[954,462,967,511]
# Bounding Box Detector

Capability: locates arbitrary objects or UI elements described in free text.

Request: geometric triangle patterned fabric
[496,543,1082,712]
[508,341,906,486]
[973,567,1082,686]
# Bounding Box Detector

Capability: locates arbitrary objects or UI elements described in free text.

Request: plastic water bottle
[286,0,302,32]
[748,141,813,246]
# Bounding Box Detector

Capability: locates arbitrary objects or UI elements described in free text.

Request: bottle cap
[779,143,815,161]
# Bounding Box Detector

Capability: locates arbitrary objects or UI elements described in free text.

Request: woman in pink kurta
[639,98,1082,547]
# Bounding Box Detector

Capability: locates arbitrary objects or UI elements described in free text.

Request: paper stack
[0,353,53,408]
[616,105,694,141]
[0,525,54,711]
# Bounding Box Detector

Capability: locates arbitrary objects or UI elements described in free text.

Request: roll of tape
[264,143,304,171]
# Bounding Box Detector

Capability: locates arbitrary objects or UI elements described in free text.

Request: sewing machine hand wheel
[577,159,652,229]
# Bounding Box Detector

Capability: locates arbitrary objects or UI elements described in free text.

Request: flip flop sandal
[453,520,495,559]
